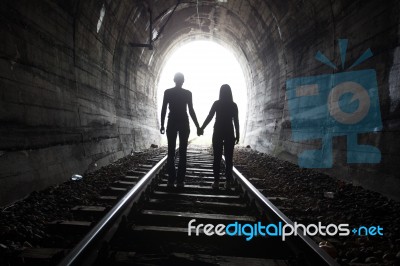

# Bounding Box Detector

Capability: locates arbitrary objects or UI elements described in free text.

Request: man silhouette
[160,72,201,188]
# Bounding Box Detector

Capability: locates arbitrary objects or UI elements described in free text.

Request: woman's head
[219,84,233,102]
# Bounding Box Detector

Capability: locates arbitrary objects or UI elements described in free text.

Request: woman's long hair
[219,84,233,102]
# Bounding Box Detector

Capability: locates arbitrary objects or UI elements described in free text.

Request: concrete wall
[0,0,159,206]
[1,0,399,205]
[241,0,400,200]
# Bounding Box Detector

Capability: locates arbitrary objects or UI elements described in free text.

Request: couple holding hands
[160,72,240,190]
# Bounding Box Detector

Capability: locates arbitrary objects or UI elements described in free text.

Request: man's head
[174,72,185,87]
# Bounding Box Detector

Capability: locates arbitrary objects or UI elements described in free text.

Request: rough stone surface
[233,147,400,265]
[0,0,160,206]
[1,0,400,205]
[0,147,165,263]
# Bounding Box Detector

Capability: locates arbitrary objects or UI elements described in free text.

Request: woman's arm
[233,103,240,144]
[201,102,217,130]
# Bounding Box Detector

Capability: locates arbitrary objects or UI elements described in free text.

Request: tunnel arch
[155,38,250,146]
[1,0,400,206]
[145,0,288,146]
[152,35,253,138]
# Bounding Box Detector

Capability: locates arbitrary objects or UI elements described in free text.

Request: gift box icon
[286,39,382,168]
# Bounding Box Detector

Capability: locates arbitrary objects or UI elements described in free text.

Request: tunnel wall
[0,0,159,206]
[242,0,400,200]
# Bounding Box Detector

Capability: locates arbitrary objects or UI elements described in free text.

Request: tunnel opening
[156,40,248,145]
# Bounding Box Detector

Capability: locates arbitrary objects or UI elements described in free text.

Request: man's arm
[233,103,240,144]
[160,91,168,134]
[188,91,200,129]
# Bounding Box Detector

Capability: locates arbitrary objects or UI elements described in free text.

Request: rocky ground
[0,147,166,264]
[0,145,399,265]
[233,146,400,266]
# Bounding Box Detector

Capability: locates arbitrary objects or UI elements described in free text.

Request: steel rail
[229,160,339,266]
[59,142,335,265]
[58,153,169,266]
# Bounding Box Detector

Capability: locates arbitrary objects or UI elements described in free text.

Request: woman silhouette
[200,84,239,190]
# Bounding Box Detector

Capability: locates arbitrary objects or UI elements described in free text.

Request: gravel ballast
[233,147,400,265]
[1,145,399,265]
[0,147,166,263]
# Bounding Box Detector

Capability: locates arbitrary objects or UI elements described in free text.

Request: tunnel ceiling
[125,0,285,90]
[122,0,342,88]
[148,0,267,80]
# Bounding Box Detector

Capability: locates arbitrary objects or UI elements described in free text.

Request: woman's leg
[166,125,178,185]
[212,134,223,182]
[224,138,235,182]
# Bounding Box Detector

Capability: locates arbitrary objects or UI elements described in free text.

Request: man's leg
[166,126,178,184]
[177,126,190,184]
[212,134,223,182]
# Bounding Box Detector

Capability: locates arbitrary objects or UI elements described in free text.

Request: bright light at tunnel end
[157,41,247,145]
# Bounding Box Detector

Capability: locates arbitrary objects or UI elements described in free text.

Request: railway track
[16,146,338,266]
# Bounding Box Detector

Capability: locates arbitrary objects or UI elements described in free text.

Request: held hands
[161,125,203,136]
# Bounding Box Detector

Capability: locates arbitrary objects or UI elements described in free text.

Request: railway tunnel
[2,1,400,265]
[1,0,400,211]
